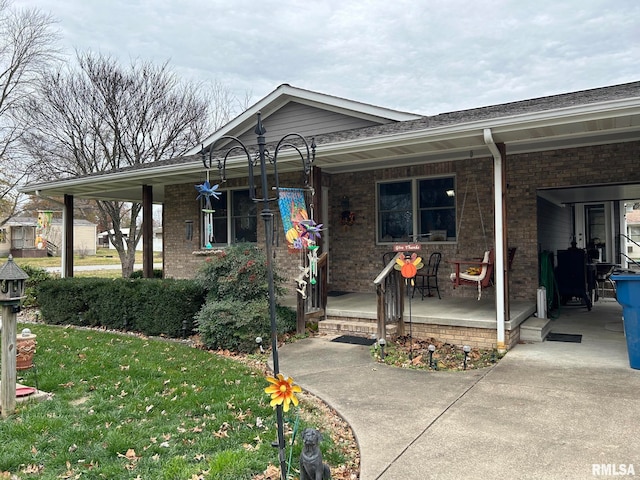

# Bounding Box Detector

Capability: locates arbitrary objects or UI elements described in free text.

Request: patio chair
[449,249,494,300]
[413,251,442,299]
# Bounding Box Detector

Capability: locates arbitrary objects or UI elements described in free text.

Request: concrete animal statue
[299,427,331,480]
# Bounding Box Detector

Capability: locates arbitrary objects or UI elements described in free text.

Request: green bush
[195,244,294,353]
[195,243,284,301]
[196,301,296,353]
[36,277,205,337]
[19,264,53,307]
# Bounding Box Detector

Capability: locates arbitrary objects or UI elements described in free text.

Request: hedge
[36,277,206,338]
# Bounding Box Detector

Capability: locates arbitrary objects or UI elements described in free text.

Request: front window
[378,181,412,241]
[202,189,257,247]
[377,176,456,243]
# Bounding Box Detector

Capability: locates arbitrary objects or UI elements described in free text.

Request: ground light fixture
[200,112,315,480]
[428,344,436,369]
[256,336,265,354]
[463,345,471,370]
[378,338,386,360]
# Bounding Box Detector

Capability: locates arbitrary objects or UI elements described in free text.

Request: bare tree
[0,0,59,225]
[24,52,217,276]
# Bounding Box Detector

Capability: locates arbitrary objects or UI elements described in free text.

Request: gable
[233,101,384,147]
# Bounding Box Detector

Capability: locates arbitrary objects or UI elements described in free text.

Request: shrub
[19,264,53,308]
[36,277,205,337]
[195,243,284,301]
[195,243,293,352]
[196,301,297,353]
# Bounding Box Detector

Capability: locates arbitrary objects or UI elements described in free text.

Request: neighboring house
[625,207,640,264]
[20,82,640,349]
[0,216,97,258]
[97,227,163,252]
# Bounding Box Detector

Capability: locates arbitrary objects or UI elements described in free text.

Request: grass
[0,324,349,479]
[2,249,163,269]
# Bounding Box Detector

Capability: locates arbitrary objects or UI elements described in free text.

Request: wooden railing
[296,252,328,334]
[373,252,405,341]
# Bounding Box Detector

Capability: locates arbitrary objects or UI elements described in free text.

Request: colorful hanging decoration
[395,253,424,285]
[196,175,221,249]
[279,188,311,250]
[35,210,53,250]
[195,179,221,211]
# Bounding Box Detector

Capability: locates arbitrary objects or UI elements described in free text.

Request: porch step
[319,317,396,338]
[520,316,553,342]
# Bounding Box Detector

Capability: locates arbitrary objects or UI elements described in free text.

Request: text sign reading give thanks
[393,243,421,252]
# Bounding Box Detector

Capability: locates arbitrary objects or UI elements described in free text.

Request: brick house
[21,82,640,349]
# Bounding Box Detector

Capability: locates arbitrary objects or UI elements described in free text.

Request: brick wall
[408,322,520,350]
[163,140,640,303]
[327,157,495,298]
[163,172,317,292]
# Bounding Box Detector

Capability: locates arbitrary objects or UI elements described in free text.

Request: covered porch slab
[316,293,537,349]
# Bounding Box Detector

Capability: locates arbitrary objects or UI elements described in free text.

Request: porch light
[463,345,471,370]
[199,112,315,480]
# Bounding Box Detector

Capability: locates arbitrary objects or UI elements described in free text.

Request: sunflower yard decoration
[265,373,302,413]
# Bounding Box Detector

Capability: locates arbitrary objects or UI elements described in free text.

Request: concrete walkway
[276,299,640,479]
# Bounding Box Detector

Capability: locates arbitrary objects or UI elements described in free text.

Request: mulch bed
[373,335,504,371]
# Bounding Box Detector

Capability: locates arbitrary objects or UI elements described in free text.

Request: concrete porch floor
[286,291,627,353]
[322,292,536,331]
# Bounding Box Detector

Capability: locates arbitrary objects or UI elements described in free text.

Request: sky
[20,0,640,116]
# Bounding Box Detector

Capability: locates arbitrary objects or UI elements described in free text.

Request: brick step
[319,318,396,338]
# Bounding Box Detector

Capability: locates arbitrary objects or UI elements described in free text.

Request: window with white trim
[377,176,456,243]
[202,189,257,246]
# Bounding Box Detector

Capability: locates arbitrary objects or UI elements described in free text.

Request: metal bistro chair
[413,252,442,299]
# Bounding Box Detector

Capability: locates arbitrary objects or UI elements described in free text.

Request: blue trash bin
[612,274,640,369]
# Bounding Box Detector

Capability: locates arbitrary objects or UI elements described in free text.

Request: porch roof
[21,81,640,204]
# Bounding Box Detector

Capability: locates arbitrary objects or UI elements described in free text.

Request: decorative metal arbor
[200,112,316,479]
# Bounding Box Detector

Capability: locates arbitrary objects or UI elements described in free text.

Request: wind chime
[195,171,221,249]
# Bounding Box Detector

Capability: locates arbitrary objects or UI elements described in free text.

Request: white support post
[484,128,506,352]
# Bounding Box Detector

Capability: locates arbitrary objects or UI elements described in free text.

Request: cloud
[19,0,640,115]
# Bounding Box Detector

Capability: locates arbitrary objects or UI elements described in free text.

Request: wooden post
[142,185,154,278]
[1,304,17,418]
[63,194,74,278]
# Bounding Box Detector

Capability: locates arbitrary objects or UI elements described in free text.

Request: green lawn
[1,324,349,479]
[2,249,163,269]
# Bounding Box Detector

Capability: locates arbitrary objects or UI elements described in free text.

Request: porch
[290,291,537,350]
[289,292,627,354]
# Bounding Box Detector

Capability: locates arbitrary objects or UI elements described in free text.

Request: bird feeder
[0,255,28,306]
[0,255,29,418]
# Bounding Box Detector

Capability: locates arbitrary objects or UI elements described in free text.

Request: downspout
[483,128,506,352]
[35,191,68,278]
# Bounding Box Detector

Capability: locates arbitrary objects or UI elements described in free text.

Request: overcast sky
[21,0,640,116]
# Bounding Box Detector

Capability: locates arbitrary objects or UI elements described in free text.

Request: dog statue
[299,427,331,480]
